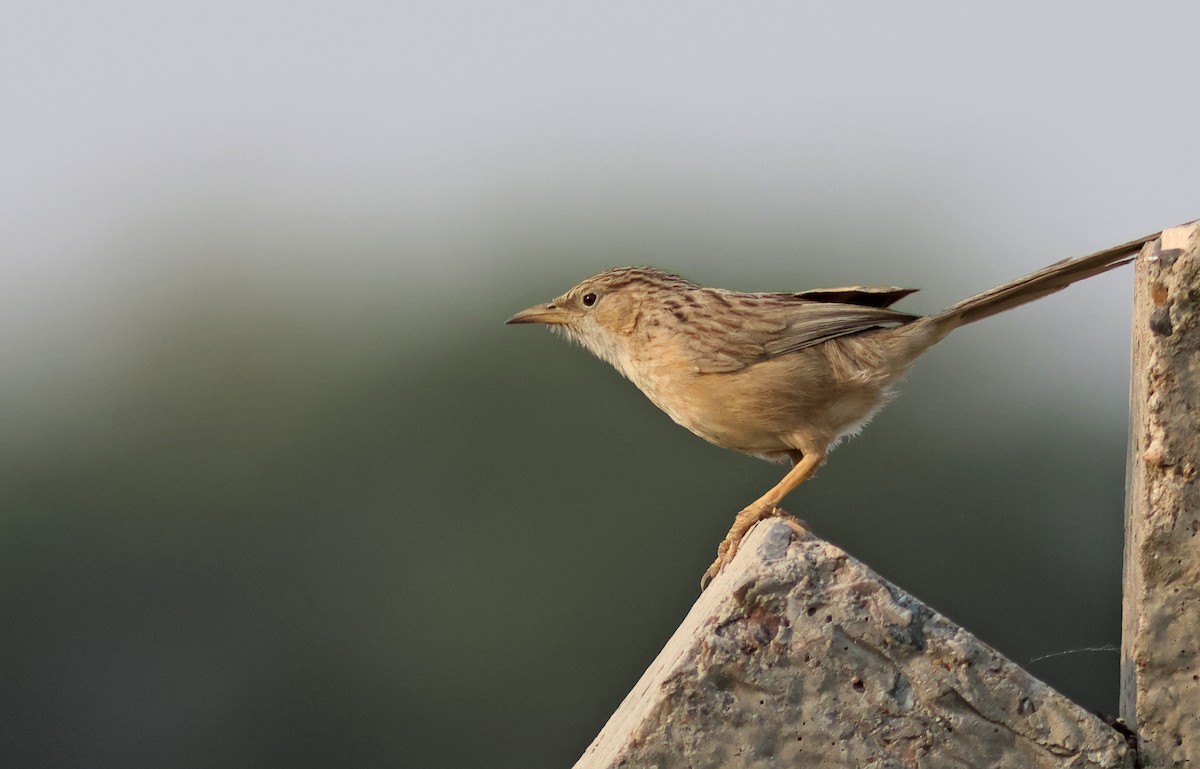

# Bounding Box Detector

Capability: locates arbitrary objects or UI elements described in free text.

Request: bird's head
[506,267,695,369]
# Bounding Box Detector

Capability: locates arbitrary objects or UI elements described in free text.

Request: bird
[507,231,1157,588]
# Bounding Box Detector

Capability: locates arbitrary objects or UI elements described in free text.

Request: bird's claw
[699,506,809,591]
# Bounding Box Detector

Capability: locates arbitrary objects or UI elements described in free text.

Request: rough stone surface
[1122,222,1200,768]
[576,521,1133,769]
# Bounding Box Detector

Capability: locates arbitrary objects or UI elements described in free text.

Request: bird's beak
[505,303,575,325]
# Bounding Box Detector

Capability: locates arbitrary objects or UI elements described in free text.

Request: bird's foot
[699,504,809,591]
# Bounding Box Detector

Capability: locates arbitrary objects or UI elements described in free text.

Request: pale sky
[4,1,1198,393]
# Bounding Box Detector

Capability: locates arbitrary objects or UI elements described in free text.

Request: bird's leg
[700,448,825,590]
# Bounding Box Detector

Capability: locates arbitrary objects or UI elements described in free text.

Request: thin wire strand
[1028,645,1119,664]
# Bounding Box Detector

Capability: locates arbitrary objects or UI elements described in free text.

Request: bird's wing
[681,290,920,373]
[760,301,920,357]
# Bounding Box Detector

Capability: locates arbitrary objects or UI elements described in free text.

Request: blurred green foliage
[0,235,1128,768]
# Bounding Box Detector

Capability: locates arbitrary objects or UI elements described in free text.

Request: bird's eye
[582,293,598,307]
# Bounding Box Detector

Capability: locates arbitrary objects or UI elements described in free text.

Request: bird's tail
[918,230,1159,341]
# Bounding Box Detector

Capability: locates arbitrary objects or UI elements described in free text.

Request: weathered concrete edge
[575,521,1133,769]
[1121,220,1200,767]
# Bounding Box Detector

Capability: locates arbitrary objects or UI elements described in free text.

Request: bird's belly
[658,395,788,455]
[633,357,889,458]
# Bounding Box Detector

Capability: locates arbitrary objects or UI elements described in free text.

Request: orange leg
[700,448,825,590]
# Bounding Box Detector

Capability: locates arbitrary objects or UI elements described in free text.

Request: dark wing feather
[792,286,918,308]
[681,289,919,373]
